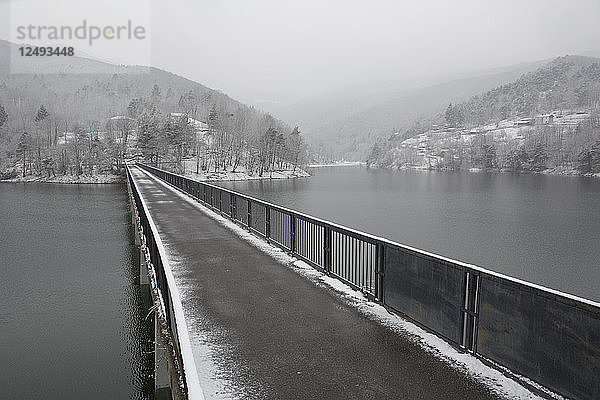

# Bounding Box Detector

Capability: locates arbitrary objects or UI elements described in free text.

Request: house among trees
[534,114,554,125]
[514,118,534,127]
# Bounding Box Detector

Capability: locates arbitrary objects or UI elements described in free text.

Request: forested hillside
[0,40,306,180]
[367,56,600,175]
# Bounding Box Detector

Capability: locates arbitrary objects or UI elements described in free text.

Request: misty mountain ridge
[367,55,600,175]
[0,40,254,124]
[273,57,554,161]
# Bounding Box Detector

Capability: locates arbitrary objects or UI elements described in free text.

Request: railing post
[219,190,222,213]
[375,242,385,302]
[247,199,252,229]
[461,270,481,353]
[265,206,271,240]
[290,214,296,254]
[230,194,235,219]
[324,225,332,274]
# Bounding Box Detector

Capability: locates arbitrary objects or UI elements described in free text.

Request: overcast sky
[3,0,600,105]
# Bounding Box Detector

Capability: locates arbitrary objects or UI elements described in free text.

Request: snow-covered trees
[34,105,49,123]
[445,103,465,127]
[0,104,8,129]
[577,141,600,174]
[137,106,162,165]
[0,67,307,179]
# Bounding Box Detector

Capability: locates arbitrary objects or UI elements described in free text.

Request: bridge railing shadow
[135,163,600,400]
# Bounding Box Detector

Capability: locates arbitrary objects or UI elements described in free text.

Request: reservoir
[218,167,600,302]
[0,183,153,399]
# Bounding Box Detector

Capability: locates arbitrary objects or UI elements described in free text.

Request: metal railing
[135,162,600,400]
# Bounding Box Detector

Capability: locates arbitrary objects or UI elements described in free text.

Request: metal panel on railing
[477,275,600,400]
[221,191,231,217]
[383,246,464,344]
[250,201,266,236]
[235,196,249,226]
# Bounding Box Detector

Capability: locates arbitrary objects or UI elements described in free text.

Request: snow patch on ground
[181,159,310,181]
[143,169,560,400]
[307,161,365,167]
[3,174,123,184]
[162,251,242,400]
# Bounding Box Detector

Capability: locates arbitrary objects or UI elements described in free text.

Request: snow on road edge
[130,168,206,400]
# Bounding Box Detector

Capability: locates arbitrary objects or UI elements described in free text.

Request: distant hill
[274,59,548,161]
[368,55,600,176]
[449,55,600,125]
[0,40,259,130]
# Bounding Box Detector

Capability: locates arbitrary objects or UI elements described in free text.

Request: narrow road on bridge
[130,166,506,400]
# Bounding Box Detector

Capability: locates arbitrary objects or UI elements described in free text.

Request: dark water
[0,183,154,399]
[219,167,600,302]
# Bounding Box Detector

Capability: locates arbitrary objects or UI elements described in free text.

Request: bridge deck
[130,166,502,400]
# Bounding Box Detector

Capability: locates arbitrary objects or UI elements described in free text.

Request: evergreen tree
[577,141,600,174]
[504,147,528,171]
[127,98,146,119]
[529,143,548,172]
[482,144,497,169]
[34,105,49,123]
[137,107,162,165]
[0,104,7,129]
[207,104,220,131]
[445,103,453,125]
[445,103,465,127]
[366,141,383,167]
[150,84,161,103]
[16,132,30,177]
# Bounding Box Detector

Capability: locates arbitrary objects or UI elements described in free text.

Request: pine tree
[445,103,464,127]
[127,98,146,119]
[445,103,453,126]
[16,132,30,177]
[482,144,497,169]
[366,142,383,167]
[151,84,161,103]
[34,105,49,123]
[0,104,7,129]
[137,107,162,165]
[529,143,548,172]
[577,141,600,174]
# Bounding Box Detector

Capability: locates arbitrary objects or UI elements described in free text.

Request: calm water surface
[0,183,153,399]
[219,167,600,302]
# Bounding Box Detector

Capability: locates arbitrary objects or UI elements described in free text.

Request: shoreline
[178,165,311,182]
[1,174,125,184]
[1,167,312,184]
[371,165,600,178]
[307,161,365,168]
